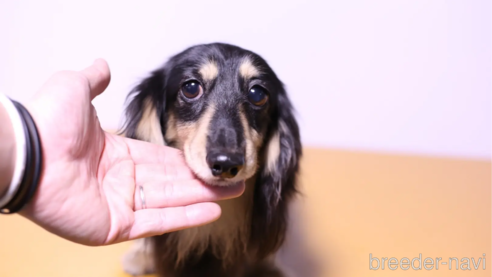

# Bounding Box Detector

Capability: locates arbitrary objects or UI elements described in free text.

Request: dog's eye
[181,80,203,99]
[248,85,268,106]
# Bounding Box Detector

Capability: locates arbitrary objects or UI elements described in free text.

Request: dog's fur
[121,43,301,277]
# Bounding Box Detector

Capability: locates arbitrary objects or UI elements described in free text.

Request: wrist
[0,100,17,197]
[0,95,41,214]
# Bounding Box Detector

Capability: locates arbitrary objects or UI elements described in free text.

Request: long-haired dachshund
[121,43,301,277]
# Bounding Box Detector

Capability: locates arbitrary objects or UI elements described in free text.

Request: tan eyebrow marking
[199,60,219,81]
[239,57,260,79]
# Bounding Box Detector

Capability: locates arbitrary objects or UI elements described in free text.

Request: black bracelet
[0,101,42,214]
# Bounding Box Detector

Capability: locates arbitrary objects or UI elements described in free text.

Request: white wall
[0,0,490,159]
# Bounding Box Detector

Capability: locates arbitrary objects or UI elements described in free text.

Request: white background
[0,0,490,159]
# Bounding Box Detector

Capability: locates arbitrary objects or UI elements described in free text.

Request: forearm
[0,101,16,198]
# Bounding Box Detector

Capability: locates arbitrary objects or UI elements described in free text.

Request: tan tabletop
[1,148,490,277]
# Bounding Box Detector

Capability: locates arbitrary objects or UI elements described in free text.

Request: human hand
[19,59,244,246]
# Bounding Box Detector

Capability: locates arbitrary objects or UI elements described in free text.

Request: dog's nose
[206,152,244,178]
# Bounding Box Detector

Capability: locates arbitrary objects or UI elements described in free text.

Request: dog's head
[124,42,300,188]
[123,44,300,254]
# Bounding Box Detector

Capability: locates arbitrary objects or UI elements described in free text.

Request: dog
[121,43,301,277]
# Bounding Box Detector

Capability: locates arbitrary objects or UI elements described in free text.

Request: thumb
[80,59,111,100]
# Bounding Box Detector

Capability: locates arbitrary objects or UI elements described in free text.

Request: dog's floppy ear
[121,68,167,145]
[251,85,302,259]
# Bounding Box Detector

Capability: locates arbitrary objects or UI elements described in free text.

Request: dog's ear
[251,85,302,259]
[121,68,167,145]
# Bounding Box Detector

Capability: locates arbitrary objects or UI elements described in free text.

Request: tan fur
[164,111,177,143]
[122,238,155,275]
[238,106,263,179]
[199,60,219,81]
[182,104,217,181]
[136,98,165,145]
[267,120,289,202]
[164,111,194,149]
[266,131,280,174]
[170,178,255,265]
[239,57,260,79]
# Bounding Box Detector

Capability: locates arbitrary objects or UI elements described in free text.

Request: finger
[129,203,221,239]
[123,136,186,165]
[134,179,245,210]
[80,58,111,99]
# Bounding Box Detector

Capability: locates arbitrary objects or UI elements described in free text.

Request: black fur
[122,43,301,277]
[252,88,301,260]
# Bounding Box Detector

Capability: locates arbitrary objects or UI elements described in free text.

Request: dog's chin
[187,159,253,187]
[200,176,246,187]
[189,166,247,187]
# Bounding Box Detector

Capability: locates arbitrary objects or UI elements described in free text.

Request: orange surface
[0,148,490,277]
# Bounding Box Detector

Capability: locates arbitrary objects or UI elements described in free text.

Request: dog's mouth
[207,181,245,189]
[199,175,246,187]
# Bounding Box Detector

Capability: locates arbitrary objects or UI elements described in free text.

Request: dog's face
[124,43,300,189]
[161,50,275,186]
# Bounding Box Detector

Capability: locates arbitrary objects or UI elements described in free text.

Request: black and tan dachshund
[121,43,301,277]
